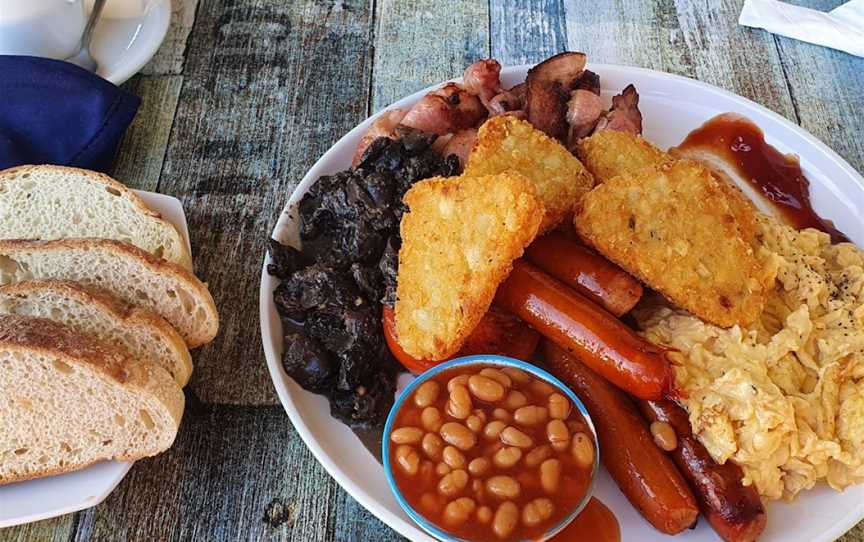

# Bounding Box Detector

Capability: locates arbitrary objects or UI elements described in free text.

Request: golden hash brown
[578,131,764,252]
[670,146,764,251]
[576,130,668,182]
[464,115,594,233]
[574,159,766,328]
[395,173,544,360]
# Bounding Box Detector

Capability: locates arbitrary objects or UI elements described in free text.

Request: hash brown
[575,159,767,328]
[671,145,765,250]
[395,173,544,360]
[575,130,668,182]
[577,131,764,252]
[464,116,594,233]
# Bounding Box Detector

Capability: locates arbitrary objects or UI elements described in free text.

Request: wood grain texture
[490,0,567,65]
[563,0,796,120]
[0,517,73,542]
[66,406,403,541]
[112,75,183,190]
[563,0,694,74]
[371,0,490,112]
[142,0,199,75]
[671,0,796,119]
[771,2,864,174]
[156,0,375,406]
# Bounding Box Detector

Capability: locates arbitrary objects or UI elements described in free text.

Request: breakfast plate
[260,63,864,541]
[0,189,190,528]
[91,0,171,85]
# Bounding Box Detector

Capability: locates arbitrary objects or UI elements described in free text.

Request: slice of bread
[0,314,184,485]
[0,165,193,270]
[0,239,218,347]
[0,281,192,387]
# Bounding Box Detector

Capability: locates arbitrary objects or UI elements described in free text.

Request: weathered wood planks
[142,0,200,75]
[671,0,796,119]
[371,0,490,112]
[112,75,184,191]
[562,0,796,120]
[490,0,567,65]
[771,12,864,174]
[157,0,376,406]
[68,406,403,541]
[0,517,73,542]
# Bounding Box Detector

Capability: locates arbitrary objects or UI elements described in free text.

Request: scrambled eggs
[637,216,864,500]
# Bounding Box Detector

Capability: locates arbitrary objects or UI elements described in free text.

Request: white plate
[260,64,864,542]
[0,189,190,529]
[91,0,171,85]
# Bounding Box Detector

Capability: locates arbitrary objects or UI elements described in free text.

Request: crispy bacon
[575,69,601,94]
[488,83,526,116]
[432,128,478,166]
[400,83,487,135]
[566,89,605,146]
[351,109,407,168]
[463,59,503,109]
[594,84,643,136]
[525,52,587,140]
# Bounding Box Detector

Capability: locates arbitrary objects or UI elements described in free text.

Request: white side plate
[260,64,864,542]
[0,189,190,529]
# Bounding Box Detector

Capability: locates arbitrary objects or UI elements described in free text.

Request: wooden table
[3,0,862,540]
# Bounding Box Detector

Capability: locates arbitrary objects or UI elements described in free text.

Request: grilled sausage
[495,260,671,400]
[543,342,699,534]
[640,400,767,542]
[525,233,643,316]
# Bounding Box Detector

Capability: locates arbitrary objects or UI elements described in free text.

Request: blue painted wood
[490,0,568,66]
[371,0,490,112]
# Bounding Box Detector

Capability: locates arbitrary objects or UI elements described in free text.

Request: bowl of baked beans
[383,355,599,542]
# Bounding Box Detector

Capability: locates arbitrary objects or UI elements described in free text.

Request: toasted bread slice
[574,160,766,327]
[395,173,544,360]
[0,281,192,386]
[0,239,218,347]
[0,315,183,485]
[0,165,192,270]
[575,130,668,183]
[464,116,594,232]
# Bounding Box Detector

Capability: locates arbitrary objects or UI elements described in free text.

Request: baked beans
[421,406,443,432]
[443,445,467,469]
[650,421,678,451]
[422,433,444,460]
[389,364,595,541]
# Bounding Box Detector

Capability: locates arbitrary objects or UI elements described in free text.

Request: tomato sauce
[674,113,848,243]
[551,498,620,542]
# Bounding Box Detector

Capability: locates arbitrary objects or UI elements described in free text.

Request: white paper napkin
[739,0,864,57]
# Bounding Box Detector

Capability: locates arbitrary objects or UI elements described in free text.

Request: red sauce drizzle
[675,113,848,243]
[551,497,620,542]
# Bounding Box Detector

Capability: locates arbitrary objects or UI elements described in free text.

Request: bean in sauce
[389,364,595,541]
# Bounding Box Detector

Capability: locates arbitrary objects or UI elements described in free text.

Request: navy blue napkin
[0,56,140,172]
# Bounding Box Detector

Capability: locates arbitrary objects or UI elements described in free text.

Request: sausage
[525,233,643,316]
[639,400,767,542]
[495,260,671,400]
[383,305,539,374]
[543,342,699,534]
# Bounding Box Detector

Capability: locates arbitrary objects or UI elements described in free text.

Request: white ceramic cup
[0,0,87,59]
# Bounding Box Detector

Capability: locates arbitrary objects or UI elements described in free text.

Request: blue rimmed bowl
[382,355,600,542]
